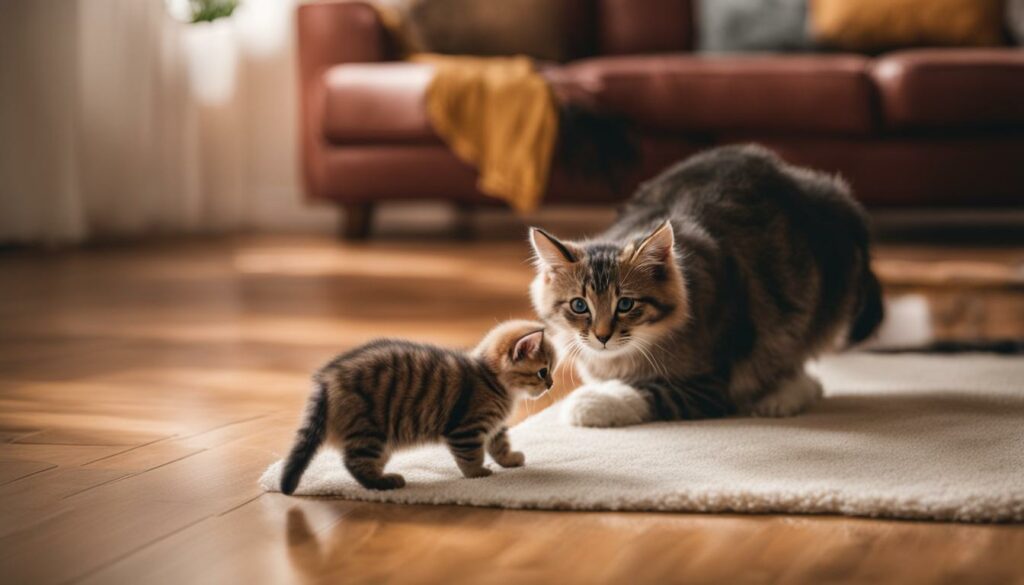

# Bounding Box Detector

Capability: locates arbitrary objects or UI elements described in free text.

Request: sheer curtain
[0,0,330,244]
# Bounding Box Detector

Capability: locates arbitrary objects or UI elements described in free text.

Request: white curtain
[0,0,331,244]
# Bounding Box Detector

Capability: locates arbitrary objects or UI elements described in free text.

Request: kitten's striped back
[281,321,553,492]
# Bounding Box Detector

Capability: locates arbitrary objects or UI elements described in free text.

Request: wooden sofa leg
[339,203,374,240]
[453,201,476,241]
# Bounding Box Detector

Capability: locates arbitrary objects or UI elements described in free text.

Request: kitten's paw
[461,467,493,479]
[364,473,406,490]
[752,372,823,418]
[560,380,651,428]
[495,451,525,468]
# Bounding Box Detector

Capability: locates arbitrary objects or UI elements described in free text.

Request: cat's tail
[847,261,885,346]
[280,379,329,495]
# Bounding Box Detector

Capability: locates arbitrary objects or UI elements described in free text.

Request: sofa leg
[453,201,476,241]
[339,203,374,240]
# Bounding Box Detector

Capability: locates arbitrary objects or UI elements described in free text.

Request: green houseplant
[168,0,242,104]
[188,0,239,23]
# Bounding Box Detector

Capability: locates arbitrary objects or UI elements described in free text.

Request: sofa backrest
[395,0,696,61]
[381,0,1015,62]
[594,0,694,56]
[370,0,696,62]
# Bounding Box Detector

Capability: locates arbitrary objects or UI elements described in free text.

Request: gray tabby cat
[281,320,554,493]
[530,145,883,427]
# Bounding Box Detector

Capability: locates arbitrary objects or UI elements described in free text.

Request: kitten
[280,320,555,493]
[529,144,883,428]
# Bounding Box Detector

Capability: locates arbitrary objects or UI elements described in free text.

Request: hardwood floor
[1,235,1022,585]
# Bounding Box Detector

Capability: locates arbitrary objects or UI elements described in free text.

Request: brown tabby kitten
[530,145,883,428]
[280,320,555,493]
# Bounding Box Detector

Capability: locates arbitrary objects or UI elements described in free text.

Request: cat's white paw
[752,371,823,417]
[560,380,651,428]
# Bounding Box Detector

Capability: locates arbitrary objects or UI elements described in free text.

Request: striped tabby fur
[530,145,883,427]
[281,320,554,493]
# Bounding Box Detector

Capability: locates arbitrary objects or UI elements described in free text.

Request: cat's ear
[529,227,579,270]
[512,330,544,362]
[632,221,675,266]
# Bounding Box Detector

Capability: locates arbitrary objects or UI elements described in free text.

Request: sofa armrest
[297,1,392,202]
[297,1,392,86]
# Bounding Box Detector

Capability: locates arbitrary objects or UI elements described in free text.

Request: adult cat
[530,145,883,427]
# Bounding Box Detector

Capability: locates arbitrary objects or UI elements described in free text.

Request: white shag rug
[261,354,1024,522]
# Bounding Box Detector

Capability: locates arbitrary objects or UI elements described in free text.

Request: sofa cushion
[873,49,1024,130]
[322,62,438,144]
[755,136,1024,207]
[320,136,703,204]
[697,0,811,53]
[810,0,1006,52]
[596,0,694,55]
[563,55,876,135]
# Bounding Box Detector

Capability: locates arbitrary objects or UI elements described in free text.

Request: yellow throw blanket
[374,5,558,212]
[414,54,557,213]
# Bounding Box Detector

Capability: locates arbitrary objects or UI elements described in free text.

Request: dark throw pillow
[401,0,572,62]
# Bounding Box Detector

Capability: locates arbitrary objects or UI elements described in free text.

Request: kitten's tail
[280,379,328,495]
[847,262,885,346]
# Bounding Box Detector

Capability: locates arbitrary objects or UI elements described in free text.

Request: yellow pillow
[811,0,1006,51]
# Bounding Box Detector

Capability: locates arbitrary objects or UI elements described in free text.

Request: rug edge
[257,458,1024,523]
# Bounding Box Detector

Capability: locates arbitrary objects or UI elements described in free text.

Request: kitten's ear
[512,330,544,362]
[529,227,579,270]
[632,221,675,266]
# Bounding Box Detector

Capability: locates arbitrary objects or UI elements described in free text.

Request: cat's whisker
[646,337,677,367]
[635,338,671,379]
[633,340,666,380]
[565,342,583,388]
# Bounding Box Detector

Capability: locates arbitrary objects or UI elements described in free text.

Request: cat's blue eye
[537,368,548,379]
[569,298,589,314]
[616,297,635,313]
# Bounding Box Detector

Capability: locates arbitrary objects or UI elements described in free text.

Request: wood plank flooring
[1,235,1022,585]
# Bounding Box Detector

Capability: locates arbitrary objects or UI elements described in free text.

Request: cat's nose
[595,333,611,345]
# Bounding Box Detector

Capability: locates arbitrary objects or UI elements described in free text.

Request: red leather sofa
[297,0,1024,237]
